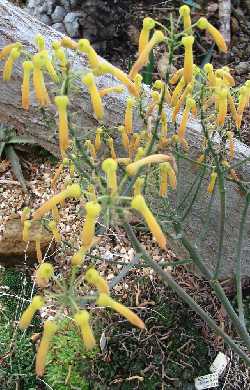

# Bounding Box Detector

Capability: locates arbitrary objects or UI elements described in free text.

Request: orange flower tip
[85,201,101,218]
[35,34,45,51]
[197,17,208,30]
[182,35,194,47]
[36,263,54,279]
[65,183,81,198]
[61,36,77,49]
[179,4,190,16]
[102,158,118,173]
[55,95,69,110]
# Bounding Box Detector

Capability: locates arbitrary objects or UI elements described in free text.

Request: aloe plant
[0,125,36,191]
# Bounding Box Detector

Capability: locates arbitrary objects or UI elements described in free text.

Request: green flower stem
[236,194,250,326]
[118,210,250,365]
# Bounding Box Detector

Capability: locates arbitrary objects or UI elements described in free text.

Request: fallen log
[0,0,249,279]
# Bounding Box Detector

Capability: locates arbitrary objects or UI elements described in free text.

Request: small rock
[52,22,67,34]
[235,61,250,75]
[52,6,66,23]
[40,14,52,26]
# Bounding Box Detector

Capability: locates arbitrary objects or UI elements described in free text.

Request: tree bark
[0,0,249,278]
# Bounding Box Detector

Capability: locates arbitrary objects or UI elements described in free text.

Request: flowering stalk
[126,154,171,176]
[129,30,165,80]
[171,77,186,106]
[55,95,70,157]
[36,262,54,287]
[172,82,193,121]
[131,195,167,249]
[102,158,118,194]
[19,295,44,330]
[33,184,81,220]
[197,17,228,53]
[96,293,145,329]
[124,97,135,134]
[21,61,33,110]
[36,320,58,377]
[82,72,104,120]
[78,39,99,69]
[138,17,155,55]
[182,36,194,84]
[81,201,101,248]
[85,268,109,294]
[3,47,21,81]
[159,162,177,197]
[74,311,96,350]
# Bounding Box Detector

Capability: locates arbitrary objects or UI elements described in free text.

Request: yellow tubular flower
[35,239,43,263]
[44,55,59,83]
[204,63,216,87]
[85,140,96,160]
[85,268,109,294]
[54,95,70,157]
[171,77,185,106]
[71,246,86,266]
[118,125,129,151]
[221,67,235,87]
[135,147,145,161]
[124,97,135,134]
[129,30,165,80]
[138,17,156,55]
[33,183,81,220]
[131,195,167,249]
[48,220,61,242]
[21,207,31,224]
[130,134,140,155]
[81,201,101,248]
[52,205,60,223]
[236,86,249,128]
[97,293,145,329]
[74,311,96,351]
[32,53,50,106]
[227,131,235,160]
[0,42,22,60]
[36,263,54,287]
[228,92,238,126]
[35,34,45,51]
[159,163,168,197]
[54,47,68,70]
[21,61,33,110]
[134,74,143,94]
[207,171,217,193]
[19,295,44,330]
[3,47,21,81]
[107,137,116,160]
[95,127,102,151]
[61,36,78,49]
[172,82,193,121]
[94,62,139,97]
[126,154,171,176]
[82,73,104,120]
[78,39,99,69]
[179,5,192,33]
[36,320,58,377]
[23,220,31,242]
[99,85,124,97]
[216,88,228,126]
[170,68,184,85]
[197,17,227,53]
[133,177,145,196]
[102,158,118,194]
[182,36,194,84]
[146,91,160,117]
[177,97,195,140]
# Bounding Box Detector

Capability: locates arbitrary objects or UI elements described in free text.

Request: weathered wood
[0,0,249,278]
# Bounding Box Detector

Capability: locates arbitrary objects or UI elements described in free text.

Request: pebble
[52,22,66,34]
[64,11,82,37]
[235,61,250,75]
[52,6,66,23]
